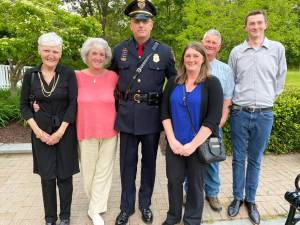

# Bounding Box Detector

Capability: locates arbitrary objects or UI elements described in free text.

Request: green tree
[0,0,102,97]
[62,0,130,46]
[176,0,300,67]
[151,0,185,60]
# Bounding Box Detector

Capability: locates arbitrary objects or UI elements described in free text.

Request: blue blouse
[170,84,202,145]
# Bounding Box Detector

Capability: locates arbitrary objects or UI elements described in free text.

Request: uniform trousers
[79,136,118,215]
[165,147,207,225]
[119,132,160,213]
[41,176,73,223]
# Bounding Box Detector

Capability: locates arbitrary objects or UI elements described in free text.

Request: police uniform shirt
[110,37,177,135]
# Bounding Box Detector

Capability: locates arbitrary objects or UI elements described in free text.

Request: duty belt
[119,91,161,105]
[231,104,273,113]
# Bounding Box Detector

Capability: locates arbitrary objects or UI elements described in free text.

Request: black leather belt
[231,104,272,113]
[119,92,161,105]
[127,93,148,102]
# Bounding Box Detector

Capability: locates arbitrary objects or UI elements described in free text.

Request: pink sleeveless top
[76,70,118,140]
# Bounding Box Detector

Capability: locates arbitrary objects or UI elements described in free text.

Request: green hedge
[0,89,22,127]
[0,87,299,153]
[223,87,300,154]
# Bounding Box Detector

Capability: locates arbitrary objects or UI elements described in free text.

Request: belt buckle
[247,106,256,113]
[133,93,141,103]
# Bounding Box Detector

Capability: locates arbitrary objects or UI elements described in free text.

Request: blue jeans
[230,109,273,203]
[204,129,223,197]
[204,162,220,197]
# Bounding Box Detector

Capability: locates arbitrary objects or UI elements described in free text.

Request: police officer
[110,0,177,224]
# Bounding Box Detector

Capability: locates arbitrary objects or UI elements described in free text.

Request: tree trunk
[10,80,18,97]
[95,0,108,38]
[8,59,24,97]
[101,16,106,38]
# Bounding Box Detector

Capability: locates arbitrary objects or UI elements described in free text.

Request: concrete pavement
[0,144,299,225]
[202,218,286,225]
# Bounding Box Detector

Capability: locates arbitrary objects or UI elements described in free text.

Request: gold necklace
[38,72,60,97]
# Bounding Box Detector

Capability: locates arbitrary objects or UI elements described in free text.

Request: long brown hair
[175,41,211,84]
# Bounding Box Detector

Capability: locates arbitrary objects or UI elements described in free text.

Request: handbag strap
[182,85,197,137]
[182,85,221,140]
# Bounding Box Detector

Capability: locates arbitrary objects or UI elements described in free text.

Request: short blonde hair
[80,38,112,65]
[38,32,63,51]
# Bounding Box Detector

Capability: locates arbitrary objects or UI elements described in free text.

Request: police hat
[124,0,157,20]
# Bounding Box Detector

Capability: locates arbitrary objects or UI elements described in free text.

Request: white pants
[79,136,118,215]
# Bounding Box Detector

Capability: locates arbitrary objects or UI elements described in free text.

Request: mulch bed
[0,122,168,147]
[0,121,31,143]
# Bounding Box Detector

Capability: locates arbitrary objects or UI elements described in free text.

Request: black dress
[20,64,79,180]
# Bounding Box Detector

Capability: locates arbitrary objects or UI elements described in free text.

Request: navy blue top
[170,84,202,144]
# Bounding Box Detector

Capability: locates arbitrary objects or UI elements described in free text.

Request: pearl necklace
[38,72,60,97]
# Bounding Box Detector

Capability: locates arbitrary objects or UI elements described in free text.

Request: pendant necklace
[85,68,106,84]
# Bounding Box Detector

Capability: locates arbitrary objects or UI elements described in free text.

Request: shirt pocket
[148,61,165,71]
[148,61,166,84]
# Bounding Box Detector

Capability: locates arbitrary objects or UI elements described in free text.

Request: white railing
[0,65,31,89]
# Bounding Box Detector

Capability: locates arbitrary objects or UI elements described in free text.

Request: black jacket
[110,37,177,135]
[161,76,223,137]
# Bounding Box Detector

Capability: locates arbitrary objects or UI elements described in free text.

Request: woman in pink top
[76,38,118,225]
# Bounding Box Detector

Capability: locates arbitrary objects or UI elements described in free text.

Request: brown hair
[244,10,267,26]
[175,41,211,84]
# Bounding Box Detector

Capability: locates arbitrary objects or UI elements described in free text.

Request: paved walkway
[0,145,299,225]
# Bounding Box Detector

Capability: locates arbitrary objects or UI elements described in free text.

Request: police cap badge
[124,0,157,20]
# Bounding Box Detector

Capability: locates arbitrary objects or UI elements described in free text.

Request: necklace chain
[38,72,60,97]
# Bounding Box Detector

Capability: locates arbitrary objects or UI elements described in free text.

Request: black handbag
[196,137,226,164]
[182,85,226,164]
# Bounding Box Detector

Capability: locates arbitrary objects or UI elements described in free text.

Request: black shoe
[115,211,134,225]
[227,199,243,217]
[139,207,153,224]
[245,201,260,225]
[59,219,70,225]
[46,223,56,225]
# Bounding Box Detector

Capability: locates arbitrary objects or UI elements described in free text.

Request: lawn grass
[286,70,300,87]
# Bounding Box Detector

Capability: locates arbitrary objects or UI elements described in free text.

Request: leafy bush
[0,89,22,127]
[223,87,300,154]
[268,87,300,153]
[0,86,299,153]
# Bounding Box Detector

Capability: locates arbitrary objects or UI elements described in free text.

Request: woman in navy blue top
[161,42,223,225]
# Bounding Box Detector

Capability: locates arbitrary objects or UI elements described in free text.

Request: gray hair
[80,38,112,65]
[203,29,222,44]
[38,32,63,50]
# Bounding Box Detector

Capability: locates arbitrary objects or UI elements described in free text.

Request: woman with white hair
[20,32,79,225]
[76,38,118,225]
